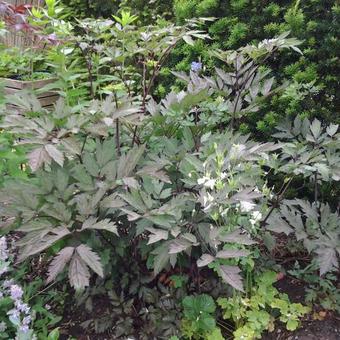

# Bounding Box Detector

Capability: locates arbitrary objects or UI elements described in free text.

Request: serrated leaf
[152,244,170,275]
[117,145,145,179]
[169,238,191,254]
[197,254,215,267]
[122,177,139,189]
[310,119,321,139]
[263,232,276,252]
[55,168,69,192]
[218,229,256,245]
[181,233,197,243]
[146,227,169,244]
[262,77,274,96]
[120,208,142,221]
[82,217,118,235]
[61,137,82,155]
[76,244,104,278]
[326,124,338,136]
[216,249,250,259]
[219,265,244,292]
[45,144,64,167]
[28,147,50,172]
[182,35,194,46]
[83,153,99,177]
[101,195,125,209]
[231,188,262,202]
[68,254,90,290]
[266,213,293,235]
[47,247,74,283]
[315,247,338,276]
[17,226,70,262]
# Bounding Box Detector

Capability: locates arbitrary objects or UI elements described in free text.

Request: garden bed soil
[262,275,340,340]
[263,317,340,340]
[57,274,340,340]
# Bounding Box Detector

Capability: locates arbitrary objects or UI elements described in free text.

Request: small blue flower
[22,315,32,325]
[0,321,7,332]
[15,301,30,314]
[10,284,23,300]
[20,324,30,333]
[191,61,202,72]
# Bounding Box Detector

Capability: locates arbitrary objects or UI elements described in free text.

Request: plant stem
[114,93,121,156]
[314,171,318,204]
[261,177,293,226]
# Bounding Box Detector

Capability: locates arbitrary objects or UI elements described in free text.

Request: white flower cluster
[197,175,216,190]
[239,201,262,226]
[258,38,283,52]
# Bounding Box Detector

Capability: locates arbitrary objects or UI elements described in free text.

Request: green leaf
[152,244,170,275]
[47,328,60,340]
[83,153,100,177]
[286,319,299,331]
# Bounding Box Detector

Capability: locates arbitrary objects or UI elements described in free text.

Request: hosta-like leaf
[47,247,74,283]
[216,249,250,259]
[76,244,104,278]
[219,265,244,292]
[68,254,90,290]
[197,254,215,267]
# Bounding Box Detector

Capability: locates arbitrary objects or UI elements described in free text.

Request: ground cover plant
[0,1,339,339]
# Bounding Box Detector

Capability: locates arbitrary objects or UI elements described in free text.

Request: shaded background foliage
[61,0,339,133]
[60,0,340,205]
